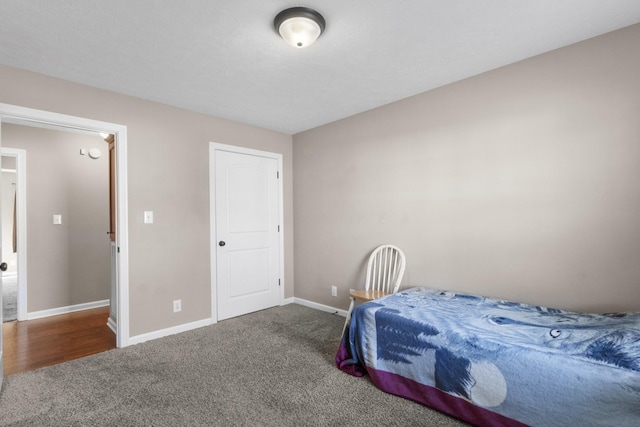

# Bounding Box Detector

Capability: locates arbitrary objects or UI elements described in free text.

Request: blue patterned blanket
[336,287,640,426]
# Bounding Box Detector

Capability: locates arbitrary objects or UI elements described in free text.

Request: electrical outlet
[173,299,182,313]
[331,286,337,297]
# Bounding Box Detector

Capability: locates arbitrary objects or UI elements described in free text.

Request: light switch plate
[144,211,153,224]
[53,214,62,225]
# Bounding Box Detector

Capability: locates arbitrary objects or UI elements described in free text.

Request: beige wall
[0,65,293,337]
[293,24,640,313]
[1,23,637,338]
[3,124,110,311]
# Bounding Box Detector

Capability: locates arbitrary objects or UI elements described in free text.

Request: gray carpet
[0,304,468,426]
[2,279,17,322]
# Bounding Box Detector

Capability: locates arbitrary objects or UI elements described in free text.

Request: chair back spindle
[342,244,406,336]
[364,245,405,294]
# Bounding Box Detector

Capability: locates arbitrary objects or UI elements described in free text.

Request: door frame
[0,103,131,348]
[209,142,284,323]
[1,148,27,320]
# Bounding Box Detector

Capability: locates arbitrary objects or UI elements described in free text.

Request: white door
[213,146,281,321]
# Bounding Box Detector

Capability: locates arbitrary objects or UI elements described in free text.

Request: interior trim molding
[27,299,110,321]
[107,316,117,334]
[128,317,213,346]
[293,297,347,317]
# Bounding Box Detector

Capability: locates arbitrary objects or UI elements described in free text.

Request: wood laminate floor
[2,306,116,376]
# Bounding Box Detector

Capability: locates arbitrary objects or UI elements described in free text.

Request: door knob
[219,241,226,247]
[0,262,7,272]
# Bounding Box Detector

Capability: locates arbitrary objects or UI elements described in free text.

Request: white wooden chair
[342,245,406,335]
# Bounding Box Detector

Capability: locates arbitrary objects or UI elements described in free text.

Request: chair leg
[341,296,355,337]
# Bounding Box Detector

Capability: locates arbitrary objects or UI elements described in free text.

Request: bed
[335,287,640,426]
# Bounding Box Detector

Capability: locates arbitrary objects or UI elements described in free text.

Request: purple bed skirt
[336,341,527,427]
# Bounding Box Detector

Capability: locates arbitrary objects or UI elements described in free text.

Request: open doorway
[1,124,121,375]
[1,125,111,323]
[0,103,130,356]
[1,149,25,323]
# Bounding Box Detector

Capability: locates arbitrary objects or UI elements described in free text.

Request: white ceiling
[1,1,639,135]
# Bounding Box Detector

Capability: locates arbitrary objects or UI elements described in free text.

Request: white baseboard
[292,297,347,317]
[282,297,294,305]
[109,298,344,348]
[128,318,213,346]
[27,299,110,320]
[106,316,117,334]
[114,298,344,348]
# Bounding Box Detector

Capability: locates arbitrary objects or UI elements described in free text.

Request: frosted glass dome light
[274,7,325,48]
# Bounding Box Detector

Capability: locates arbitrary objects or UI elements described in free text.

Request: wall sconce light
[274,7,325,48]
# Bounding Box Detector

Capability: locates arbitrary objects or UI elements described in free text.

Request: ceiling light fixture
[274,7,325,48]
